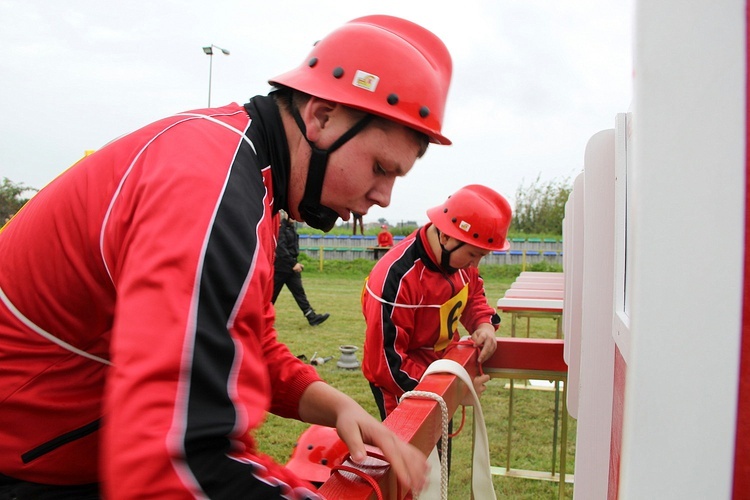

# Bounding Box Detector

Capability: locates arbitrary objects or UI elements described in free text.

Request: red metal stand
[319,338,568,499]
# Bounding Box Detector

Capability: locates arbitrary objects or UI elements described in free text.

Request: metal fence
[297,234,563,266]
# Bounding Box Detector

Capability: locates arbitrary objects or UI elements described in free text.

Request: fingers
[298,385,427,492]
[473,374,491,402]
[397,442,428,494]
[373,431,427,493]
[461,374,491,405]
[345,417,428,493]
[336,418,367,463]
[475,332,497,364]
[474,374,491,397]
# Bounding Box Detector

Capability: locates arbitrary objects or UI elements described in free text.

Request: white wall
[565,173,585,419]
[619,1,745,498]
[572,129,617,499]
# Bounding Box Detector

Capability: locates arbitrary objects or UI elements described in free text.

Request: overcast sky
[0,0,633,226]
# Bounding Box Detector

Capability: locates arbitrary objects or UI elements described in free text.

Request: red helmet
[285,425,349,484]
[269,15,453,145]
[426,185,512,251]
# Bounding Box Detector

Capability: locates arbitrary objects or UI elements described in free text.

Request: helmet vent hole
[419,106,430,118]
[488,238,494,243]
[332,67,344,78]
[442,208,448,213]
[387,93,399,105]
[451,217,457,223]
[307,445,314,450]
[473,233,479,239]
[308,57,318,68]
[321,459,328,465]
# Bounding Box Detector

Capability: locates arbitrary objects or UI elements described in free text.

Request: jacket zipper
[21,418,100,463]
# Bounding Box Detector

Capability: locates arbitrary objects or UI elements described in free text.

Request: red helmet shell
[269,15,453,145]
[426,185,512,251]
[285,425,349,484]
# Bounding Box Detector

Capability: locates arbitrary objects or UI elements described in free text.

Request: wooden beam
[319,344,479,499]
[318,338,568,499]
[485,338,567,373]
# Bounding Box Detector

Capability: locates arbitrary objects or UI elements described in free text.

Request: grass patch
[257,263,574,498]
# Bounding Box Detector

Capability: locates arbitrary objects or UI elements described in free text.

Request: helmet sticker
[458,220,471,232]
[353,70,379,92]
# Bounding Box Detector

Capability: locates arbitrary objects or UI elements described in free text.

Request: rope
[394,340,484,498]
[363,269,470,310]
[445,338,486,376]
[420,359,497,500]
[399,390,450,500]
[330,464,384,500]
[328,341,492,499]
[449,405,466,438]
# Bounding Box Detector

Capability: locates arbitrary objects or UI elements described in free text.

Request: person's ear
[301,97,337,143]
[438,230,448,245]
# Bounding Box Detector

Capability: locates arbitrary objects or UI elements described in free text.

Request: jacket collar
[243,94,290,214]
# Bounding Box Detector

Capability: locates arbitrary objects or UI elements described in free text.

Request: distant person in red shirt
[377,224,394,248]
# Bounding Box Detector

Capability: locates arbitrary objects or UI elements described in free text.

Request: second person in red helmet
[362,185,513,419]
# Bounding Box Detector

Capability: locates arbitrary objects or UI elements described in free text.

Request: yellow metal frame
[484,367,573,500]
[510,310,563,339]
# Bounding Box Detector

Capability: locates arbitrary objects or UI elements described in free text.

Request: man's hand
[470,323,497,364]
[335,406,428,495]
[299,382,428,494]
[293,263,304,273]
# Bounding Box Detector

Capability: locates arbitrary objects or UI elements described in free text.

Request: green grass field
[257,260,574,499]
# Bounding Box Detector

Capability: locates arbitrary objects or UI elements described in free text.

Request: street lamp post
[202,44,230,107]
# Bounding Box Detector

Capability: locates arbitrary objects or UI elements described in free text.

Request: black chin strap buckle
[290,105,373,231]
[437,228,465,275]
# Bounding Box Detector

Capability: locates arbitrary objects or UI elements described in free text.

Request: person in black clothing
[273,211,330,326]
[351,212,364,235]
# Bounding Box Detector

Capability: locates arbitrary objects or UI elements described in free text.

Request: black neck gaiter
[290,106,373,231]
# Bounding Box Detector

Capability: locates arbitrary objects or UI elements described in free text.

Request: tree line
[511,174,572,235]
[1,178,36,223]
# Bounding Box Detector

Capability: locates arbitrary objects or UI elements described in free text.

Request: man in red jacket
[0,15,453,499]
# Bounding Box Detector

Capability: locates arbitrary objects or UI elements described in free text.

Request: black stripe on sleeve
[380,241,422,392]
[183,140,289,498]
